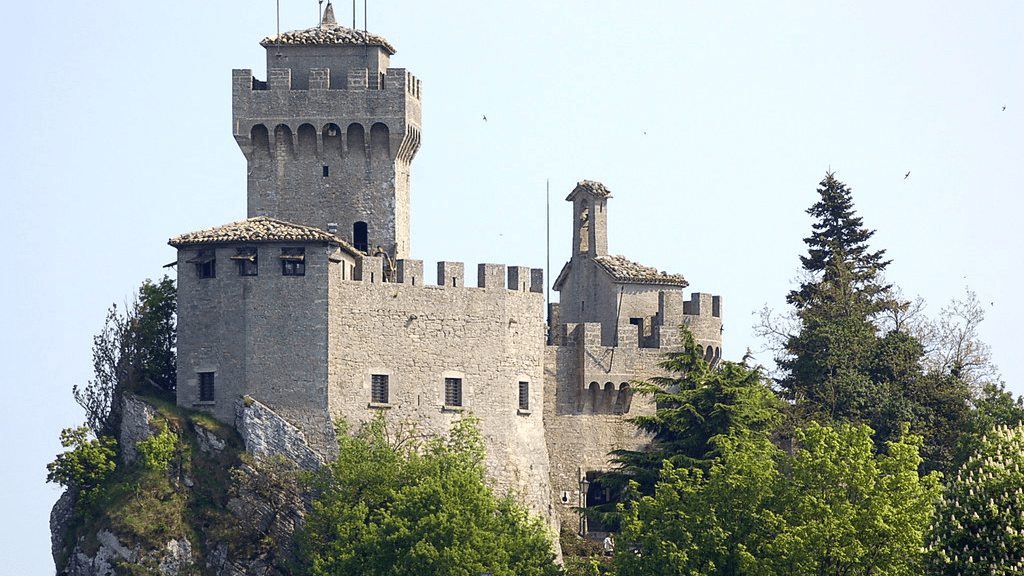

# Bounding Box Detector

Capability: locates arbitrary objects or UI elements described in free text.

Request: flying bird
[1003,106,1007,111]
[904,171,911,180]
[482,115,487,122]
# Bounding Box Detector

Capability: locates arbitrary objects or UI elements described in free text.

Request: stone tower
[231,4,422,259]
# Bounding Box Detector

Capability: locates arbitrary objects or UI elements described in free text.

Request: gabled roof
[594,254,688,287]
[552,254,689,290]
[169,217,356,252]
[260,4,396,54]
[565,180,612,202]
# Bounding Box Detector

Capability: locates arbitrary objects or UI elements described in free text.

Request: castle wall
[325,260,556,520]
[543,323,664,532]
[176,241,342,455]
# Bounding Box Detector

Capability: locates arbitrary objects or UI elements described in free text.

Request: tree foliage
[296,415,559,576]
[46,426,118,507]
[927,424,1024,574]
[777,173,896,426]
[603,327,784,501]
[618,423,941,576]
[761,173,977,473]
[73,276,176,437]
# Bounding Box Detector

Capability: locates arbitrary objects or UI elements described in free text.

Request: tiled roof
[593,254,689,287]
[169,217,349,248]
[260,4,396,54]
[566,180,612,201]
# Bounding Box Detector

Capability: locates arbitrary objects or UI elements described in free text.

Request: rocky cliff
[51,395,326,576]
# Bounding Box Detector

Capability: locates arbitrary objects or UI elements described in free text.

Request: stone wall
[233,64,422,259]
[175,240,338,454]
[326,261,555,521]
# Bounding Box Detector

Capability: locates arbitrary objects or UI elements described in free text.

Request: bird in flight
[904,171,911,180]
[482,115,487,122]
[1003,106,1007,111]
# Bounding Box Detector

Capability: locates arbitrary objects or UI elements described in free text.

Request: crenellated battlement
[349,257,544,293]
[233,67,421,97]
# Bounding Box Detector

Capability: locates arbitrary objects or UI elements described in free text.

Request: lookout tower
[232,3,422,259]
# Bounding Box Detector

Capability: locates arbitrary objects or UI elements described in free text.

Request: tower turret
[232,3,422,259]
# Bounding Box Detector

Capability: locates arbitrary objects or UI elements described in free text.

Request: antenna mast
[546,180,551,341]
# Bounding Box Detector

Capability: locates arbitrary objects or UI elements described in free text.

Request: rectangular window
[518,381,530,410]
[232,247,258,276]
[371,374,389,404]
[444,377,462,407]
[281,247,305,276]
[188,251,216,278]
[198,372,215,402]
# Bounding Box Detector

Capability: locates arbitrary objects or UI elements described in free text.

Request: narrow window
[198,372,215,402]
[371,374,389,404]
[322,165,329,177]
[188,250,216,279]
[518,381,529,410]
[353,221,369,253]
[444,377,462,407]
[281,247,305,276]
[232,247,258,276]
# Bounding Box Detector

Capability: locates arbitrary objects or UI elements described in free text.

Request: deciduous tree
[296,415,559,576]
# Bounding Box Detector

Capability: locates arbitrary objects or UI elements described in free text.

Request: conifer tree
[599,327,783,513]
[778,173,898,428]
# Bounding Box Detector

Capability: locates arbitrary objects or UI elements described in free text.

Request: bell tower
[231,3,422,259]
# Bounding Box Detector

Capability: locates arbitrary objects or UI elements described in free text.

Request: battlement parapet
[232,67,421,98]
[350,257,542,293]
[681,292,723,318]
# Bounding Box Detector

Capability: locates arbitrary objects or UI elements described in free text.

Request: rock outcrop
[51,395,314,575]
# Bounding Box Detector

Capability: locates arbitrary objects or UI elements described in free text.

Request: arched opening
[250,124,270,160]
[370,122,390,162]
[322,123,343,158]
[353,221,369,253]
[602,382,616,413]
[587,382,600,414]
[577,207,590,253]
[614,383,633,414]
[347,123,365,157]
[297,123,317,159]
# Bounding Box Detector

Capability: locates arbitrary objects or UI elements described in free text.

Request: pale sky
[1,1,1020,573]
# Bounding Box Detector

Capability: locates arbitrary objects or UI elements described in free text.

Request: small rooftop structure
[260,3,396,54]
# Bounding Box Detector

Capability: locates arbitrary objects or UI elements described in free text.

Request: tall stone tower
[232,4,422,259]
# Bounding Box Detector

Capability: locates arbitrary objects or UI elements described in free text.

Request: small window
[371,374,389,404]
[188,251,216,278]
[198,372,215,402]
[281,247,305,276]
[518,381,529,410]
[232,247,258,276]
[322,165,329,177]
[444,377,462,407]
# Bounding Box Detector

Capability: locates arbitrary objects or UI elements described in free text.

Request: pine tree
[778,173,897,427]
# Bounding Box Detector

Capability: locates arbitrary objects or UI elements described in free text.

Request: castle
[169,5,722,534]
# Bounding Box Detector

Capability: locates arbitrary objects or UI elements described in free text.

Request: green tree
[296,415,559,576]
[73,277,176,437]
[764,174,974,472]
[617,423,941,576]
[767,423,941,576]
[616,430,784,576]
[926,424,1024,574]
[603,327,784,501]
[778,173,894,426]
[46,426,118,507]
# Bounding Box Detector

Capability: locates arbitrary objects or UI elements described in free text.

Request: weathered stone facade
[171,8,723,535]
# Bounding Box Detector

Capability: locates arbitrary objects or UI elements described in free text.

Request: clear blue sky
[1,1,1020,573]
